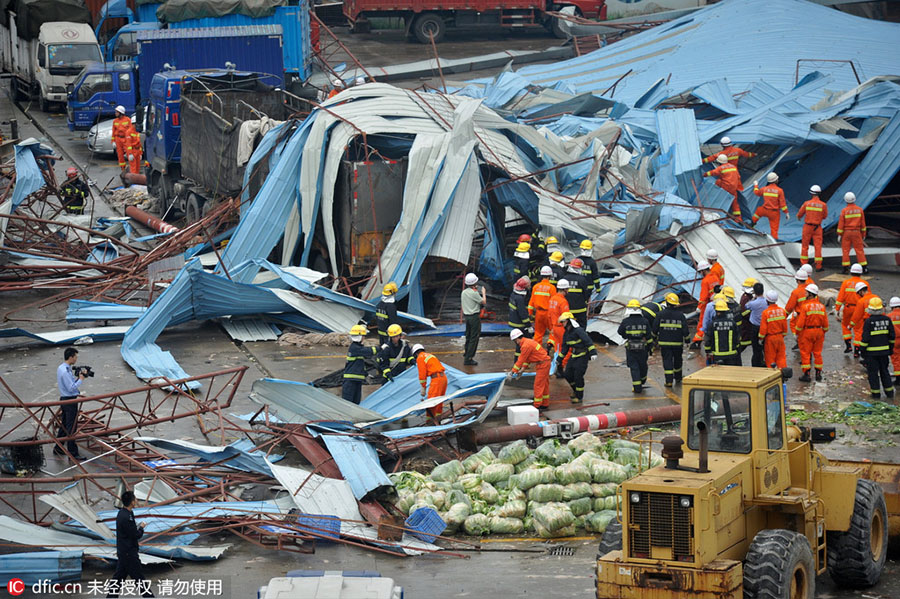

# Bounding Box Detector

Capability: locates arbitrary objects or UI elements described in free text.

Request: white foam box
[507,405,539,426]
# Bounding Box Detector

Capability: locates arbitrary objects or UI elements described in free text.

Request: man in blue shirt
[743,282,769,367]
[55,348,86,459]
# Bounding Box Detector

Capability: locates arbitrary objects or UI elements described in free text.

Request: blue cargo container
[167,3,310,82]
[135,25,285,99]
[136,2,160,23]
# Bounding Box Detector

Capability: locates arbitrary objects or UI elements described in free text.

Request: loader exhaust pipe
[697,421,709,474]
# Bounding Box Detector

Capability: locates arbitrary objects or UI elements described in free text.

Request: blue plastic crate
[405,507,446,543]
[294,513,341,540]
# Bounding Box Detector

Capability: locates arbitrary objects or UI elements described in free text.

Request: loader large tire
[827,478,888,588]
[596,521,622,557]
[743,529,814,599]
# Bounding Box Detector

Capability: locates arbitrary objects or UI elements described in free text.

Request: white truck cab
[34,22,101,110]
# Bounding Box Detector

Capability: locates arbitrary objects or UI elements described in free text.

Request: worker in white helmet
[702,154,744,222]
[327,78,343,99]
[112,105,134,172]
[751,172,790,239]
[797,184,828,271]
[702,136,756,217]
[706,248,724,285]
[460,273,486,365]
[837,191,867,274]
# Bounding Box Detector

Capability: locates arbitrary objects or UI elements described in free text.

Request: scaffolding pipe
[125,205,179,234]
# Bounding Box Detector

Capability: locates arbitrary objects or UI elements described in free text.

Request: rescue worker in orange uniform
[850,281,877,361]
[125,130,143,176]
[413,344,447,423]
[837,191,867,274]
[326,78,343,99]
[706,249,724,285]
[759,291,788,369]
[547,279,570,359]
[751,172,789,240]
[509,329,552,409]
[529,266,556,346]
[785,269,811,344]
[690,261,720,348]
[111,106,134,172]
[797,184,828,271]
[889,297,900,387]
[795,285,828,382]
[703,154,743,222]
[702,136,756,167]
[834,263,867,354]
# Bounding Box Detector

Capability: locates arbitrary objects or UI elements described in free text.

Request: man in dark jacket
[578,239,601,295]
[618,299,652,393]
[371,282,399,346]
[378,324,413,382]
[343,324,379,404]
[705,300,741,366]
[564,259,589,327]
[60,167,89,214]
[860,297,895,400]
[107,490,152,598]
[557,311,598,404]
[508,276,532,363]
[651,293,689,387]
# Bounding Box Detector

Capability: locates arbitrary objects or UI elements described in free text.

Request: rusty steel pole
[125,204,179,234]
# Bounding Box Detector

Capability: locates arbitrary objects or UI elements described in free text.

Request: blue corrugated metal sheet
[168,4,311,79]
[692,79,738,115]
[655,108,701,200]
[136,2,160,22]
[0,551,82,585]
[249,378,386,424]
[135,438,283,476]
[10,142,46,212]
[320,435,392,500]
[67,300,147,322]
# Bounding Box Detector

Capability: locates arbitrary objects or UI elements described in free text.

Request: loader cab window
[688,389,751,454]
[765,385,784,450]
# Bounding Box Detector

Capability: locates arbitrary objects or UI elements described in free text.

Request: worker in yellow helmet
[371,282,400,346]
[618,299,651,393]
[545,250,566,286]
[378,324,414,383]
[557,311,597,404]
[513,241,531,282]
[343,324,378,404]
[651,293,689,387]
[861,297,895,400]
[740,277,768,367]
[705,300,740,366]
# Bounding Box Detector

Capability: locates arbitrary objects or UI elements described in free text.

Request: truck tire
[413,13,445,44]
[743,529,814,599]
[596,521,622,557]
[39,94,49,112]
[550,16,569,39]
[186,193,204,224]
[827,478,888,588]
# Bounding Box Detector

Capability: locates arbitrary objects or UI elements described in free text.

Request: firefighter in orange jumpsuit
[703,154,743,222]
[529,266,556,346]
[759,291,788,369]
[701,136,756,167]
[838,191,867,274]
[850,281,877,361]
[889,296,900,387]
[509,329,552,409]
[690,261,720,347]
[326,79,343,99]
[751,172,789,240]
[797,184,828,270]
[706,249,724,285]
[111,105,133,171]
[413,344,447,422]
[785,269,811,343]
[547,279,570,360]
[795,285,828,382]
[125,129,143,176]
[834,263,867,354]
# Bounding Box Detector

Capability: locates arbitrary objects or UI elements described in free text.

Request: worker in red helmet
[509,329,552,409]
[508,276,532,363]
[564,258,589,327]
[60,167,89,214]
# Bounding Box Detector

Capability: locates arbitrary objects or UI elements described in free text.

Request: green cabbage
[482,463,515,484]
[567,496,593,516]
[562,482,593,501]
[463,513,492,536]
[555,462,592,485]
[527,484,565,503]
[431,459,465,483]
[489,516,524,534]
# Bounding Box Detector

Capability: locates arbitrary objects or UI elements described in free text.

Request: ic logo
[7,578,25,596]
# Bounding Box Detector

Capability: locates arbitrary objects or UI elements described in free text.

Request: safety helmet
[715,300,729,312]
[766,172,779,183]
[801,264,813,275]
[706,249,718,260]
[716,154,728,165]
[765,290,778,302]
[349,324,368,336]
[890,297,900,308]
[465,273,478,286]
[387,324,403,337]
[510,329,524,341]
[383,282,398,296]
[696,261,711,271]
[65,167,78,178]
[742,277,757,288]
[580,239,593,251]
[844,192,856,203]
[665,293,679,306]
[517,234,532,243]
[355,76,365,86]
[514,278,530,291]
[850,263,863,275]
[868,297,884,312]
[809,184,821,194]
[332,78,342,87]
[558,311,574,323]
[411,343,425,354]
[516,242,531,253]
[805,284,819,295]
[626,299,641,309]
[713,293,726,303]
[545,236,559,245]
[795,269,808,281]
[568,258,584,270]
[540,265,553,277]
[723,287,735,299]
[115,105,126,114]
[855,281,869,293]
[549,251,564,263]
[557,279,570,290]
[720,136,732,146]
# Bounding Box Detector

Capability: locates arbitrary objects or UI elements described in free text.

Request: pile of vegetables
[390,435,663,538]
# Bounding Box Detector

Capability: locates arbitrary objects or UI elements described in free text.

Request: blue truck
[66,25,285,130]
[144,69,292,221]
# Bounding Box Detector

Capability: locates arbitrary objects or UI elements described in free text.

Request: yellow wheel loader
[596,366,892,599]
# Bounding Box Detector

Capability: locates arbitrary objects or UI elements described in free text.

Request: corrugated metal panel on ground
[655,108,701,200]
[134,438,283,477]
[249,378,386,424]
[319,435,393,500]
[0,551,82,585]
[221,317,280,342]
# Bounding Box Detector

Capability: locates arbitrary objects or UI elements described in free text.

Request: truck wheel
[39,95,49,112]
[186,193,204,224]
[827,478,888,588]
[413,13,445,44]
[743,529,814,599]
[550,16,569,39]
[596,521,622,557]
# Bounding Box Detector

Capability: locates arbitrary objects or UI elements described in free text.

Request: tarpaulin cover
[9,141,49,212]
[0,0,91,38]
[156,0,284,22]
